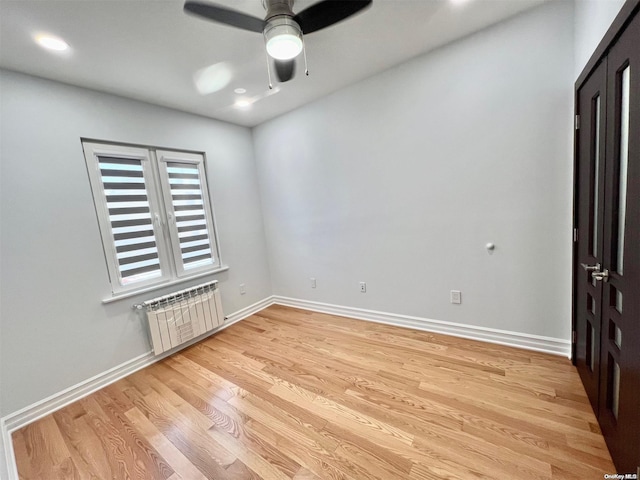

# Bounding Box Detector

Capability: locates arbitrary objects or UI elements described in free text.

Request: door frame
[572,0,640,363]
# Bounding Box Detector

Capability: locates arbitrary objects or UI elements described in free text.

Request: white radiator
[134,280,224,355]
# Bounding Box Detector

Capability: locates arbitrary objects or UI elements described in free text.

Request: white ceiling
[0,0,547,127]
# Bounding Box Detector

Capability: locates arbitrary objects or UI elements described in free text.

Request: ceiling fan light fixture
[264,16,303,60]
[184,0,372,83]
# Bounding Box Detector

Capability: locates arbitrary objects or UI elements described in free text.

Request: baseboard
[0,295,275,480]
[1,294,570,479]
[224,295,274,324]
[272,296,571,358]
[3,352,154,438]
[1,418,15,480]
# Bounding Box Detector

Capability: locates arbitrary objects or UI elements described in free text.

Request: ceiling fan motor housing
[263,0,295,19]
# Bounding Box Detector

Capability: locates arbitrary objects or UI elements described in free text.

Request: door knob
[581,263,601,272]
[592,269,609,282]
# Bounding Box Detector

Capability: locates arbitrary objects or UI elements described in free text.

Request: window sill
[101,265,229,305]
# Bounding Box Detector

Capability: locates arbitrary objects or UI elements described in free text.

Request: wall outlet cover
[450,290,462,304]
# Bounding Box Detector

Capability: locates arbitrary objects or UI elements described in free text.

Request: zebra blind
[157,150,218,277]
[83,142,221,295]
[165,161,214,271]
[98,156,162,284]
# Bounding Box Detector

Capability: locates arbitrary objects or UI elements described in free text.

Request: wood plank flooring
[12,305,615,479]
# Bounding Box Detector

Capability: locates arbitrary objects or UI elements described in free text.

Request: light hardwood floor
[13,305,614,479]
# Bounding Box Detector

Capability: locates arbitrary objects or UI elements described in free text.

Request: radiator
[134,280,224,355]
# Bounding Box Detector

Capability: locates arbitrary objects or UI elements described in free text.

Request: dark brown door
[574,7,640,473]
[597,12,640,473]
[575,59,607,412]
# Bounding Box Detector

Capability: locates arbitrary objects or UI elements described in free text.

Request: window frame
[82,140,223,297]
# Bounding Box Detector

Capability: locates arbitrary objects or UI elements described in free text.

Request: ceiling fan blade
[184,1,266,33]
[294,0,372,34]
[275,59,296,82]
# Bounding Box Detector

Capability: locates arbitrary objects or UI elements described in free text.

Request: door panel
[575,59,607,411]
[599,12,640,472]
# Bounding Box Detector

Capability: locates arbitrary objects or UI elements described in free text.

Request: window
[82,141,221,295]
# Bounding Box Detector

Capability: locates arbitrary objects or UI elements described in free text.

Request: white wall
[574,0,626,78]
[0,70,272,416]
[253,1,575,341]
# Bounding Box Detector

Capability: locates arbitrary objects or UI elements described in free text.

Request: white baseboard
[272,296,571,358]
[3,352,154,437]
[224,295,274,324]
[1,294,570,479]
[1,418,14,480]
[0,295,275,480]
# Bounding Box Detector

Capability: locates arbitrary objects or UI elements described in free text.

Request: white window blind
[83,141,221,295]
[99,156,163,284]
[157,150,219,277]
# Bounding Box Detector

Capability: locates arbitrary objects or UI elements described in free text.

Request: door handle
[592,269,609,282]
[580,262,609,281]
[581,263,601,272]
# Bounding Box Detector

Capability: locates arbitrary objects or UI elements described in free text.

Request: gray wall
[0,70,272,416]
[253,1,575,340]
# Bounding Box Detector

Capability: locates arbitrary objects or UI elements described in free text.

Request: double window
[83,141,221,296]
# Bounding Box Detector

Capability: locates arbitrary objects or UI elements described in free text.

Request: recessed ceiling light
[34,34,69,51]
[450,0,471,5]
[230,87,278,111]
[234,99,253,109]
[234,88,247,94]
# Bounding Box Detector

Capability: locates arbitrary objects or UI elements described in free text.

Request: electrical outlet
[450,290,462,304]
[239,283,246,295]
[310,277,317,288]
[360,282,367,293]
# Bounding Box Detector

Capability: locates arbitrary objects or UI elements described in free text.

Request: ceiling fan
[184,0,372,86]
